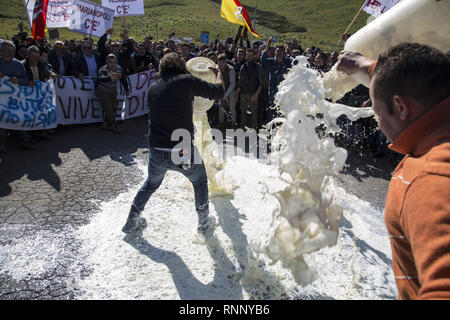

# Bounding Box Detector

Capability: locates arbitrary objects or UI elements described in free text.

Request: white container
[344,0,450,87]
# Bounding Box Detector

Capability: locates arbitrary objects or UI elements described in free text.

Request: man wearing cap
[94,53,129,133]
[48,40,72,76]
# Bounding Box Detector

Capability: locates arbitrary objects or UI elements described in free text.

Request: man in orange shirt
[336,43,450,299]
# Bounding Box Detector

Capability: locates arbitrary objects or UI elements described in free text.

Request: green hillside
[0,0,371,52]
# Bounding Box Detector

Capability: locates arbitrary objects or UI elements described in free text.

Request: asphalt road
[0,115,395,299]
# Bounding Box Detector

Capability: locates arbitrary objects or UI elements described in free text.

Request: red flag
[32,0,49,40]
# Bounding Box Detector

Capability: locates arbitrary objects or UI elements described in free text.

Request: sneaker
[112,124,122,134]
[197,215,216,234]
[102,122,114,132]
[122,208,147,233]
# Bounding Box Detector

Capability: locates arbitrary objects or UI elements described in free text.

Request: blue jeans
[132,146,209,217]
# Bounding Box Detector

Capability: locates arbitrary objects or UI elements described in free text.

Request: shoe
[122,207,147,233]
[112,124,122,134]
[102,122,114,132]
[197,215,216,234]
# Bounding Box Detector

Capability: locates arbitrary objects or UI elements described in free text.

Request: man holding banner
[0,40,35,151]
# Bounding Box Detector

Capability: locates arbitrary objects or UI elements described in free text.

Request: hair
[27,45,40,55]
[246,48,255,54]
[158,52,188,78]
[372,42,450,113]
[217,53,227,61]
[1,40,15,50]
[275,45,285,52]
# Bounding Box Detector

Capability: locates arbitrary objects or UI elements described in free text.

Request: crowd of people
[1,25,391,160]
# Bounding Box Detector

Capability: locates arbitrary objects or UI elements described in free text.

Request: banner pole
[122,0,127,30]
[217,0,222,41]
[252,0,257,43]
[21,0,32,26]
[338,1,366,44]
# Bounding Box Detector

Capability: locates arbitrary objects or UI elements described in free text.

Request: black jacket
[48,50,73,76]
[98,33,134,73]
[148,74,224,148]
[71,53,103,77]
[22,59,52,82]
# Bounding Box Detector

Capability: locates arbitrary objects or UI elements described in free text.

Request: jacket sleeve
[97,33,108,60]
[189,75,224,101]
[225,68,235,98]
[402,173,450,299]
[261,51,274,70]
[17,62,29,85]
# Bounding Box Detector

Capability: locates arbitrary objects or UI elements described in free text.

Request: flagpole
[252,0,257,43]
[217,0,222,41]
[22,0,31,26]
[338,1,367,44]
[122,0,127,31]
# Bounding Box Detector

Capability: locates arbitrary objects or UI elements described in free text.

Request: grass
[0,0,371,52]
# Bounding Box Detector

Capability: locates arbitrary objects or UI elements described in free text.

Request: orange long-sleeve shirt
[385,96,450,299]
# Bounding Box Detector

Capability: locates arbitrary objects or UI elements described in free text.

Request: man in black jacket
[71,40,103,79]
[122,53,225,234]
[48,41,72,76]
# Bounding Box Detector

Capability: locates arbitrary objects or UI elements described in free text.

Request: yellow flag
[221,0,260,38]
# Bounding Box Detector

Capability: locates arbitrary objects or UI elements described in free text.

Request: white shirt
[83,54,97,78]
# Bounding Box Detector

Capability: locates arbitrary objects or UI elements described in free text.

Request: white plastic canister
[344,0,450,87]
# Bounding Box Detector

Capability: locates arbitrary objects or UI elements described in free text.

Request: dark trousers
[94,88,118,127]
[132,146,209,218]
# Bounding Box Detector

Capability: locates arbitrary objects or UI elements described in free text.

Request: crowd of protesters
[0,25,396,162]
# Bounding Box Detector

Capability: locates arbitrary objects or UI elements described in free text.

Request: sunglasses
[83,46,92,49]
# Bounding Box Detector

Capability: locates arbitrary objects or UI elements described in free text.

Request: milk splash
[189,55,376,287]
[262,56,374,285]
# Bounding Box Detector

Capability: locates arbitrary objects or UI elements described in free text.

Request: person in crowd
[206,51,218,64]
[216,53,236,128]
[132,42,158,73]
[329,51,339,68]
[122,52,224,234]
[15,44,28,61]
[22,45,56,141]
[71,39,103,79]
[336,42,450,300]
[22,45,54,84]
[236,48,264,130]
[313,51,329,74]
[40,47,53,72]
[292,37,304,55]
[48,40,72,76]
[94,54,129,134]
[0,40,35,151]
[98,29,134,74]
[180,42,196,62]
[261,37,293,123]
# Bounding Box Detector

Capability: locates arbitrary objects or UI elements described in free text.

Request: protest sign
[363,0,401,17]
[55,70,157,125]
[0,78,57,131]
[101,0,145,17]
[25,0,73,28]
[69,0,115,38]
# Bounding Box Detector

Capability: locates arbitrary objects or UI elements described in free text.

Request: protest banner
[101,0,145,17]
[0,78,57,131]
[69,0,114,38]
[55,70,157,125]
[25,0,73,28]
[363,0,401,17]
